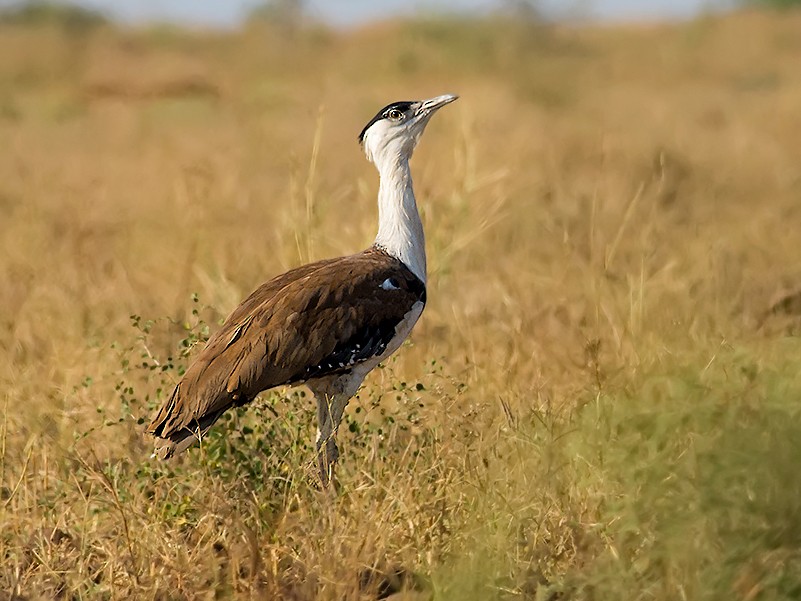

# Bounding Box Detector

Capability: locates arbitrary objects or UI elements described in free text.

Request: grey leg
[308,372,366,487]
[315,392,348,487]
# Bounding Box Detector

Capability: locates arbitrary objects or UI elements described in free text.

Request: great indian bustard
[147,93,458,486]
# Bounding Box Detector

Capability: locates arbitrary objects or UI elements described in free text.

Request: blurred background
[0,0,739,27]
[2,0,801,600]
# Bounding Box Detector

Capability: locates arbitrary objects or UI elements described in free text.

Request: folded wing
[146,248,425,457]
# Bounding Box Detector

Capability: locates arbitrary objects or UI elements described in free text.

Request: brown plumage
[147,248,425,456]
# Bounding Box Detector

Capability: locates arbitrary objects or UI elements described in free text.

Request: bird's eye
[386,109,404,121]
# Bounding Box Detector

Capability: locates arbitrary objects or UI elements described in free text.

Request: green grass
[422,340,801,600]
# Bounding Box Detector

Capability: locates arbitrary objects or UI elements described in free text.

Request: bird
[146,93,458,486]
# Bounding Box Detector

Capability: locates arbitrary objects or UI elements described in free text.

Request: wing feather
[147,249,425,456]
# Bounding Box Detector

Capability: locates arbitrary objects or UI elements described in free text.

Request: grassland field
[2,8,801,600]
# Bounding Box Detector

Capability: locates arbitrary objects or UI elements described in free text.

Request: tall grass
[2,10,801,600]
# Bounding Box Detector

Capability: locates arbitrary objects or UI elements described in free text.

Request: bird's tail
[150,431,198,460]
[146,383,226,459]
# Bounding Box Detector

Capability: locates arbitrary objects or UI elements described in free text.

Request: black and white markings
[381,277,401,291]
[302,320,399,380]
[358,101,416,144]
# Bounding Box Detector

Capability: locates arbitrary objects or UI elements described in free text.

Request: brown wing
[146,248,425,457]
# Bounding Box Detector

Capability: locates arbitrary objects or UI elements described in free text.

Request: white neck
[373,158,426,284]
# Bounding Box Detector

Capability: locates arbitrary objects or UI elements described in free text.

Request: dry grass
[2,10,801,600]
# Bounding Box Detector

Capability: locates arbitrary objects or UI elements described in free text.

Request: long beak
[417,94,459,115]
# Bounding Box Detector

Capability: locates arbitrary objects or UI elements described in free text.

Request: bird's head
[358,94,458,168]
